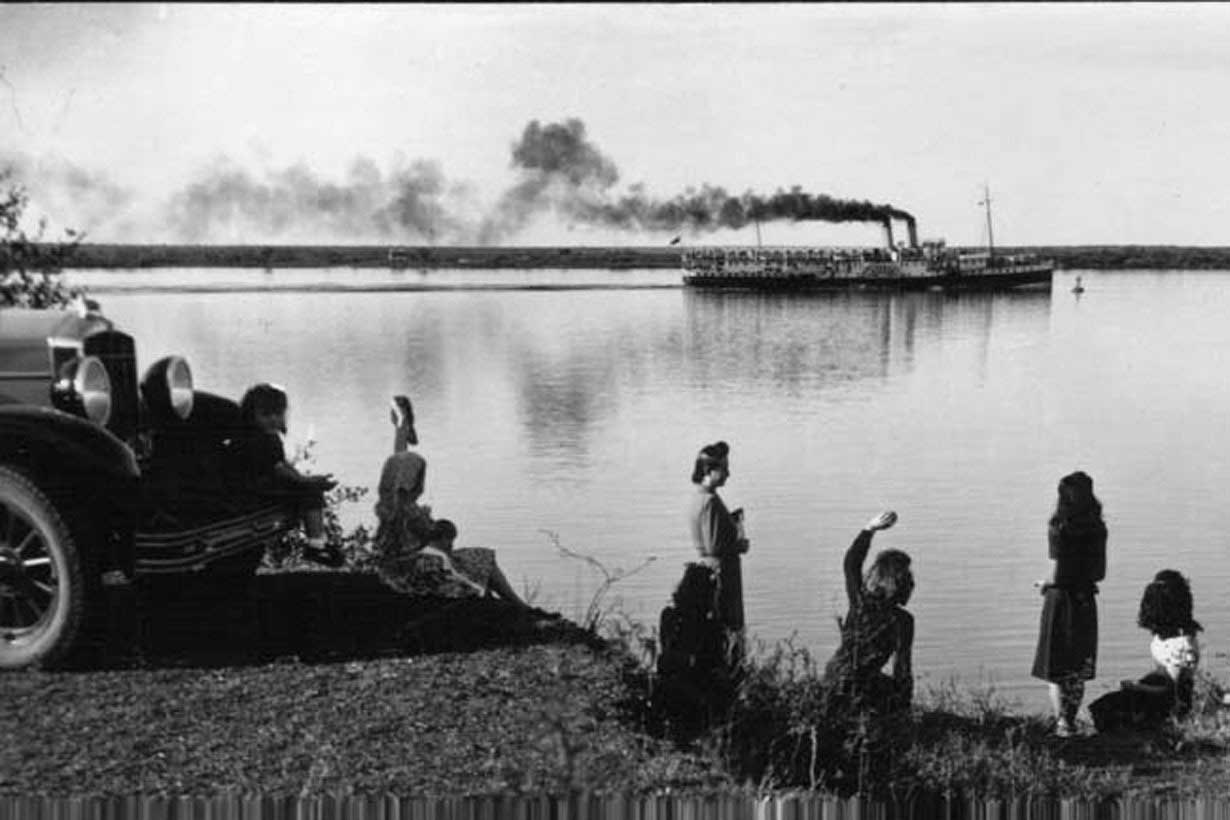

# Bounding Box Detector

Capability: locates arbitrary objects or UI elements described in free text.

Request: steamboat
[682,189,1053,291]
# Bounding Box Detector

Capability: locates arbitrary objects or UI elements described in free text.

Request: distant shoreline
[41,242,1230,271]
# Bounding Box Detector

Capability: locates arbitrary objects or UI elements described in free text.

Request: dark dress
[822,530,914,714]
[226,426,325,514]
[1089,632,1199,731]
[655,563,736,736]
[687,488,745,631]
[1031,517,1106,682]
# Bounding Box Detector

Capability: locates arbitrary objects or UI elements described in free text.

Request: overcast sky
[2,3,1228,246]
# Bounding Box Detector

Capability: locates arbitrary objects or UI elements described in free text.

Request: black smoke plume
[479,117,914,244]
[478,118,620,244]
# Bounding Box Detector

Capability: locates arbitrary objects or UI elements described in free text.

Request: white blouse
[1150,633,1200,680]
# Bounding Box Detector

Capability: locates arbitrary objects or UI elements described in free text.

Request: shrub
[263,437,373,571]
[0,169,82,308]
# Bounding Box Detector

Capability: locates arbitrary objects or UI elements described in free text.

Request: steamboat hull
[682,266,1053,291]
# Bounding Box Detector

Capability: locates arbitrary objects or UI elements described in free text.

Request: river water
[64,266,1230,712]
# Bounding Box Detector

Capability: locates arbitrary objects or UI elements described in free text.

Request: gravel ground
[0,570,728,798]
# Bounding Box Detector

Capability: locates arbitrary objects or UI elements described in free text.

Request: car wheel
[0,466,90,669]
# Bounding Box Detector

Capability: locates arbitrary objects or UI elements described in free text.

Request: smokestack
[906,216,918,249]
[882,218,894,249]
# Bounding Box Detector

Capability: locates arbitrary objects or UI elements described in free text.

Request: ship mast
[980,184,995,257]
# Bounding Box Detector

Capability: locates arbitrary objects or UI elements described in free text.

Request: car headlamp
[53,355,113,425]
[140,356,195,424]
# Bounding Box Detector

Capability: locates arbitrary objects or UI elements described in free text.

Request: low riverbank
[4,568,1230,802]
[37,242,1230,271]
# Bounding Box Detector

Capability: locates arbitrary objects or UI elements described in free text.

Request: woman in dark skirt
[687,441,750,641]
[1031,471,1107,737]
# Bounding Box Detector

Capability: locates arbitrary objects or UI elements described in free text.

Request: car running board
[133,505,295,575]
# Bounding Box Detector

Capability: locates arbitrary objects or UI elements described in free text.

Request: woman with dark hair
[1031,471,1107,737]
[687,441,749,635]
[1089,570,1203,731]
[822,510,915,714]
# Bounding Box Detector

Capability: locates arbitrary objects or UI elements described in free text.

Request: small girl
[232,383,341,567]
[1136,569,1202,718]
[1090,569,1203,731]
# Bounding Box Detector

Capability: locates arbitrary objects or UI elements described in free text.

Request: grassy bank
[4,568,1230,801]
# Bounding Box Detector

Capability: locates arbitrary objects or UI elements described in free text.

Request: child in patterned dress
[1089,569,1203,732]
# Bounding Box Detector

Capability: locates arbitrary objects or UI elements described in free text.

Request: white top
[1150,633,1200,680]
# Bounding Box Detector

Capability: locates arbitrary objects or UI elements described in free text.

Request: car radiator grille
[84,330,139,444]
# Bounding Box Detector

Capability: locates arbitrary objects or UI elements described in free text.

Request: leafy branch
[0,168,83,309]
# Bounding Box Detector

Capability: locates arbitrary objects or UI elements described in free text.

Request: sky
[2,2,1229,247]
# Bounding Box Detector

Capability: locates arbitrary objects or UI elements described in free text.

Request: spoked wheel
[0,466,89,669]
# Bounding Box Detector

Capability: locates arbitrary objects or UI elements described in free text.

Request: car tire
[0,466,91,669]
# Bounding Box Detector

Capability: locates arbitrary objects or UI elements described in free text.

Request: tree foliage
[0,169,82,308]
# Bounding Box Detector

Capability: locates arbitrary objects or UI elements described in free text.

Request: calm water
[65,267,1230,712]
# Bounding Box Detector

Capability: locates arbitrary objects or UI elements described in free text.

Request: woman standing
[1032,471,1107,737]
[688,441,749,637]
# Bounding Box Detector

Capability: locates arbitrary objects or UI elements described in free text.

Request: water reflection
[681,288,1051,393]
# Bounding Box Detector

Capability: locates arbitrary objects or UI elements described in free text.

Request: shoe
[303,544,346,569]
[1054,719,1074,738]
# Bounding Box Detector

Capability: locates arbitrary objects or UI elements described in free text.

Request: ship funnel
[882,219,895,249]
[906,217,918,249]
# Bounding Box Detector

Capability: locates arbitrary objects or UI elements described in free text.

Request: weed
[542,529,656,634]
[264,437,373,571]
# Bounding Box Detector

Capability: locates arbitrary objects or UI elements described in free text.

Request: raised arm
[273,460,336,490]
[843,510,898,607]
[843,530,874,608]
[390,395,418,454]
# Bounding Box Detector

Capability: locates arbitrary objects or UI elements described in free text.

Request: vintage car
[0,302,295,669]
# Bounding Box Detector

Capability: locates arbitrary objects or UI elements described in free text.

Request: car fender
[0,405,141,575]
[0,405,140,482]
